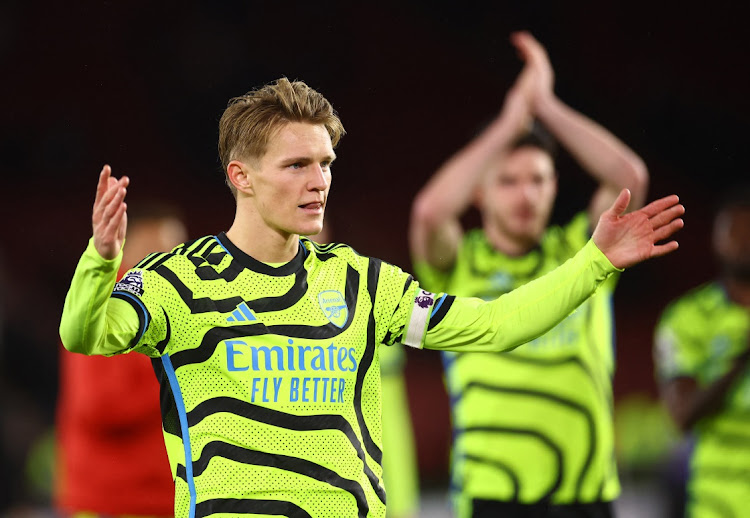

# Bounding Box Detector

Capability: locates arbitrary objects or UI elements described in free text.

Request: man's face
[482,146,557,246]
[247,122,335,238]
[714,206,750,280]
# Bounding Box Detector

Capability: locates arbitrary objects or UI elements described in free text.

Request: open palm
[92,165,130,260]
[592,189,684,269]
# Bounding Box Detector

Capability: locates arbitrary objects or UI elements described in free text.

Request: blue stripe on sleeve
[431,294,447,317]
[113,291,151,343]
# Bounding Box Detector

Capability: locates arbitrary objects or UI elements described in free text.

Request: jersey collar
[215,232,306,276]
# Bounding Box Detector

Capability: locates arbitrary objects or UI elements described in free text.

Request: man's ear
[227,160,253,195]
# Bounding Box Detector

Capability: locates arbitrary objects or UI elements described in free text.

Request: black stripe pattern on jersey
[139,252,173,272]
[153,264,309,314]
[151,357,183,439]
[494,353,611,413]
[167,265,359,371]
[192,441,370,518]
[195,498,312,518]
[111,292,149,346]
[457,425,564,502]
[464,454,520,501]
[427,295,455,331]
[134,252,161,270]
[352,257,383,465]
[190,254,243,282]
[217,232,307,277]
[187,396,385,503]
[459,381,596,500]
[153,308,171,355]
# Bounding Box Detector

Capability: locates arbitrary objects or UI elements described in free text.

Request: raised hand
[92,165,129,260]
[510,31,554,110]
[592,189,684,269]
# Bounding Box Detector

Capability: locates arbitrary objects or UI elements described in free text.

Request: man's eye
[290,163,302,169]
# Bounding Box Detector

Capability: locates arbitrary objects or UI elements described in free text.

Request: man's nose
[308,164,330,191]
[521,182,539,201]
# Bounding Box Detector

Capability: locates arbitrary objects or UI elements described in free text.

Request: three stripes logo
[227,301,257,323]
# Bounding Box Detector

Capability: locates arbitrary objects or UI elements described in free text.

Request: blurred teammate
[56,202,187,517]
[59,78,682,517]
[654,187,750,517]
[410,32,648,517]
[314,221,420,518]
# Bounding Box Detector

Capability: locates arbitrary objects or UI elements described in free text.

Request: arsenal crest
[318,290,349,328]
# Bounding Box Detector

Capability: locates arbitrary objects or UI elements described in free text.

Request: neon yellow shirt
[60,232,617,517]
[415,214,619,515]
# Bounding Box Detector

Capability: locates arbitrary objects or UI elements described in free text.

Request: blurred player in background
[314,220,420,518]
[410,32,649,517]
[56,201,187,517]
[654,187,750,518]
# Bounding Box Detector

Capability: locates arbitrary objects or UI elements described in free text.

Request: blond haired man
[60,78,683,517]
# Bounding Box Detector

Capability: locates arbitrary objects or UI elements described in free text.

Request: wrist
[532,92,559,118]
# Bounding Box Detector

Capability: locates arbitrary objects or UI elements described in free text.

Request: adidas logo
[227,302,257,323]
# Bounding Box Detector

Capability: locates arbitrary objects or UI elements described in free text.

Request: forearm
[535,95,648,206]
[413,116,519,226]
[424,239,619,352]
[59,238,139,356]
[678,360,749,431]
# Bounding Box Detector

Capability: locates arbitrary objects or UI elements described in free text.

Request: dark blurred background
[1,1,748,514]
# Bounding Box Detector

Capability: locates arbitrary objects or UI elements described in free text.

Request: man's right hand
[92,164,129,260]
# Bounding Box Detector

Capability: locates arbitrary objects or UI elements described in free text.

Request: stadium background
[1,1,749,514]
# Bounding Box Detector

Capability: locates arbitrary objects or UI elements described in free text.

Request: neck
[723,276,750,308]
[226,209,299,264]
[483,220,538,257]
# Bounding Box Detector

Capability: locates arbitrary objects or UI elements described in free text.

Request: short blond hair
[218,78,345,195]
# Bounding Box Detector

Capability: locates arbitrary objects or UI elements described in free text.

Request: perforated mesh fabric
[115,236,427,517]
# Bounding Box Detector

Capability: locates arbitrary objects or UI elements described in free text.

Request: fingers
[650,240,680,258]
[511,31,547,64]
[95,164,112,206]
[510,31,531,60]
[103,197,128,238]
[652,218,685,243]
[608,188,631,217]
[92,165,129,233]
[95,169,129,211]
[649,203,686,229]
[640,194,681,218]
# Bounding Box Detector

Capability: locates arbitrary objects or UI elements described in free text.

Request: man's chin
[509,223,544,242]
[297,225,324,237]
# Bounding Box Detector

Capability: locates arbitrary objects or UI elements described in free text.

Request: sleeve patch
[402,289,436,349]
[114,269,144,297]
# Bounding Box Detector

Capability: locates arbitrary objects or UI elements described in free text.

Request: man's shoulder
[131,235,224,271]
[541,212,591,251]
[660,281,725,325]
[303,238,373,270]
